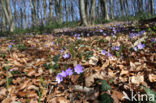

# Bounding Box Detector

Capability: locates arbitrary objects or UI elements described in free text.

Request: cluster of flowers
[129,30,145,38]
[56,64,83,83]
[74,33,81,39]
[99,29,107,36]
[111,46,120,51]
[101,50,113,58]
[133,43,145,51]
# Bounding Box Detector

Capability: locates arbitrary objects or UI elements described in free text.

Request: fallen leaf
[149,74,156,82]
[129,74,144,85]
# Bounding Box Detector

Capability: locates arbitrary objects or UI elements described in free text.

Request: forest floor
[0,21,156,103]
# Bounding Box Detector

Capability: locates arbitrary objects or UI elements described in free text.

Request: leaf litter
[0,22,156,103]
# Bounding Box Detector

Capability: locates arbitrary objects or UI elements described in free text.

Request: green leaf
[5,66,10,71]
[43,64,50,70]
[116,51,120,57]
[53,55,60,63]
[100,80,111,92]
[99,93,114,103]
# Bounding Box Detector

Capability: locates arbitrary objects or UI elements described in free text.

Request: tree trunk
[49,0,53,23]
[103,0,109,20]
[0,0,15,32]
[150,0,154,14]
[119,0,124,16]
[90,0,96,24]
[79,0,88,26]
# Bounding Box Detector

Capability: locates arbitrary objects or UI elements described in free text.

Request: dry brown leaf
[149,74,156,82]
[27,69,36,77]
[111,90,124,103]
[27,85,39,91]
[101,60,109,70]
[129,74,144,85]
[17,91,27,97]
[120,69,129,76]
[27,90,38,98]
[2,98,12,103]
[85,71,107,87]
[49,97,69,103]
[89,55,99,65]
[19,80,30,90]
[71,75,80,84]
[0,88,7,96]
[108,69,116,77]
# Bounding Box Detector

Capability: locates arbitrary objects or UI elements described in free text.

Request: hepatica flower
[60,70,68,77]
[133,47,138,51]
[56,74,63,84]
[113,27,117,34]
[100,29,103,32]
[137,43,145,49]
[63,53,70,59]
[74,64,83,74]
[103,33,107,36]
[101,50,107,55]
[65,68,73,76]
[9,45,12,49]
[60,49,64,53]
[111,46,120,51]
[107,52,113,57]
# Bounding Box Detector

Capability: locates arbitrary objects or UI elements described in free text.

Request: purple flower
[137,43,145,49]
[51,41,55,45]
[60,49,64,53]
[107,52,113,57]
[77,36,81,40]
[133,47,138,51]
[63,53,70,59]
[113,27,117,34]
[111,47,116,50]
[100,29,103,32]
[60,70,68,77]
[56,74,63,83]
[103,33,107,36]
[151,38,155,43]
[115,46,120,51]
[87,33,90,36]
[101,50,107,55]
[51,47,54,51]
[74,64,83,74]
[65,68,73,76]
[9,45,12,49]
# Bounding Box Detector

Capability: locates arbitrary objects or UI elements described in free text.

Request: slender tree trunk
[85,0,89,23]
[90,0,96,24]
[43,0,47,25]
[49,0,53,23]
[119,0,124,16]
[79,0,88,26]
[150,0,154,14]
[103,0,109,20]
[59,0,63,23]
[24,1,28,28]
